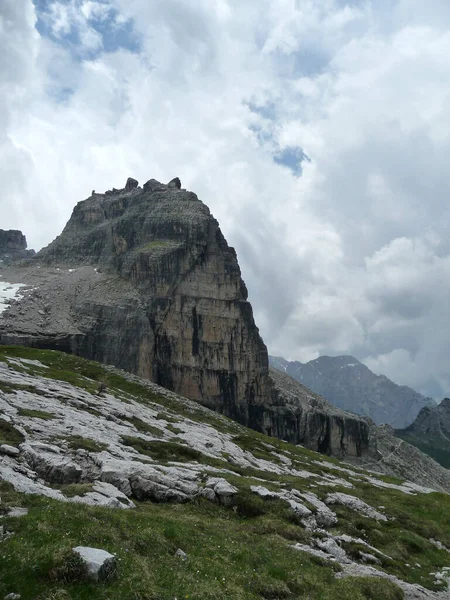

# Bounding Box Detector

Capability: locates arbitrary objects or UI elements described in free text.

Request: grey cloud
[3,0,450,401]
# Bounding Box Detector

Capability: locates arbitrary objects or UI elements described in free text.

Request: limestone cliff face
[5,179,272,421]
[0,178,371,458]
[267,368,371,457]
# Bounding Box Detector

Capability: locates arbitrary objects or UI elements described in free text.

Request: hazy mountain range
[269,354,435,429]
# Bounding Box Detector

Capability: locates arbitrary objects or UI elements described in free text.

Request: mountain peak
[310,355,362,368]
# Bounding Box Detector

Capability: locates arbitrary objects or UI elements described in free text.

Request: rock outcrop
[270,354,435,428]
[396,398,450,468]
[0,230,35,265]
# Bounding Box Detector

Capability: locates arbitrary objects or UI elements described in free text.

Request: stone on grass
[206,477,238,506]
[359,551,381,564]
[72,546,116,582]
[250,485,277,499]
[175,548,187,561]
[325,492,387,522]
[6,508,28,518]
[314,538,349,563]
[4,594,21,600]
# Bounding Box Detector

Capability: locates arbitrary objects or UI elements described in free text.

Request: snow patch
[0,281,26,314]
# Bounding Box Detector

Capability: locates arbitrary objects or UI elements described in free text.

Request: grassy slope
[0,346,449,599]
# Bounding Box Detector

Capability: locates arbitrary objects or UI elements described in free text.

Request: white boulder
[72,546,117,582]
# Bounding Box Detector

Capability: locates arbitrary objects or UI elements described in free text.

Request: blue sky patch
[274,146,310,176]
[33,0,140,59]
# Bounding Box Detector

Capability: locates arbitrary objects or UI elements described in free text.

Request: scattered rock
[325,492,388,521]
[6,508,28,518]
[206,477,238,506]
[4,594,21,600]
[314,538,350,563]
[359,551,381,564]
[250,485,277,499]
[72,546,117,582]
[430,539,450,552]
[0,445,20,457]
[175,548,187,561]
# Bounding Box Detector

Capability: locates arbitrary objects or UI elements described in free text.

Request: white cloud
[2,0,450,398]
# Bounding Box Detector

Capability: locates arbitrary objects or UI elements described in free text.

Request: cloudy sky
[2,0,450,399]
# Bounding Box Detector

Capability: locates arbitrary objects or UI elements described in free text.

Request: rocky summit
[0,178,449,489]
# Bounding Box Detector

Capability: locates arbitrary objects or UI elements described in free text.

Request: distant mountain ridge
[269,354,435,428]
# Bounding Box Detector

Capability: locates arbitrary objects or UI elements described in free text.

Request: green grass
[0,381,47,396]
[64,436,108,453]
[122,416,164,437]
[17,408,57,420]
[138,240,178,251]
[121,437,204,463]
[0,481,404,600]
[0,418,25,446]
[52,483,95,498]
[166,423,184,435]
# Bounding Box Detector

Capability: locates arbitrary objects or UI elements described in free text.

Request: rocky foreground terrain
[1,345,450,600]
[270,355,435,429]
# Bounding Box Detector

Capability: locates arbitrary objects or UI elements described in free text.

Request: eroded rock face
[0,230,35,265]
[0,179,371,458]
